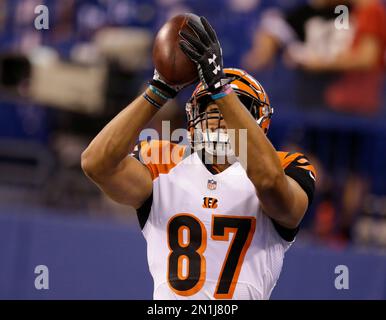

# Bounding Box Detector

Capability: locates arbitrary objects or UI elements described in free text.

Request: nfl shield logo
[207,179,217,190]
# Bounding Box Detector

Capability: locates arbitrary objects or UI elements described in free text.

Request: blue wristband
[142,92,163,110]
[149,85,170,101]
[211,85,233,100]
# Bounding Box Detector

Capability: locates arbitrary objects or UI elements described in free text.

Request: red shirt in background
[352,0,386,69]
[326,0,386,114]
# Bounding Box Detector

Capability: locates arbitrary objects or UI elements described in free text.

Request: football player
[81,16,316,299]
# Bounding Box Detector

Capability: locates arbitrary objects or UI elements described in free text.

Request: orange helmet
[185,68,273,153]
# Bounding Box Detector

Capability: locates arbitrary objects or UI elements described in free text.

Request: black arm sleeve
[136,192,152,230]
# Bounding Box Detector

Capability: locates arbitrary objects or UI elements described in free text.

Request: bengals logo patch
[202,197,218,209]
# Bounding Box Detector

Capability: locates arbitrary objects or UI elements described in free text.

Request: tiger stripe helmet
[185,68,274,151]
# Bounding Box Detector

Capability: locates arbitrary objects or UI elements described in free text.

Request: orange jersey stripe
[139,140,187,180]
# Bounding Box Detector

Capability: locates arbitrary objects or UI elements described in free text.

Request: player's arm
[216,93,308,229]
[81,74,179,209]
[179,17,310,229]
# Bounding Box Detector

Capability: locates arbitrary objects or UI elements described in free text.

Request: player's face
[201,103,227,133]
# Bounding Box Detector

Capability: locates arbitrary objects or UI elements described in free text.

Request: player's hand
[149,69,185,99]
[179,17,229,93]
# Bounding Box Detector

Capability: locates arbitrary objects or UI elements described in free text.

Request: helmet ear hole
[197,95,213,114]
[238,95,256,115]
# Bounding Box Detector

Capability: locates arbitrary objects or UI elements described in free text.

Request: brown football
[152,13,201,86]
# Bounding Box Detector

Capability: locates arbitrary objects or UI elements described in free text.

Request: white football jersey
[134,140,316,300]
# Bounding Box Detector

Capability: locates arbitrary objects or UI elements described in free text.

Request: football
[152,13,201,86]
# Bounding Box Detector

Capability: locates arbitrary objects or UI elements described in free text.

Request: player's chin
[204,126,228,133]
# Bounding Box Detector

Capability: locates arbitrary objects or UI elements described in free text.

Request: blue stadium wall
[0,206,385,300]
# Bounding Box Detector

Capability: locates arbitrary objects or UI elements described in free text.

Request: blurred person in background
[242,0,352,108]
[311,171,369,248]
[242,0,351,71]
[294,0,386,114]
[242,0,386,114]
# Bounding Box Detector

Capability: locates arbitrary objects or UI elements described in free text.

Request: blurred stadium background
[0,0,385,299]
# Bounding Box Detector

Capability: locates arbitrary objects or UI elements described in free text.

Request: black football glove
[179,17,229,93]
